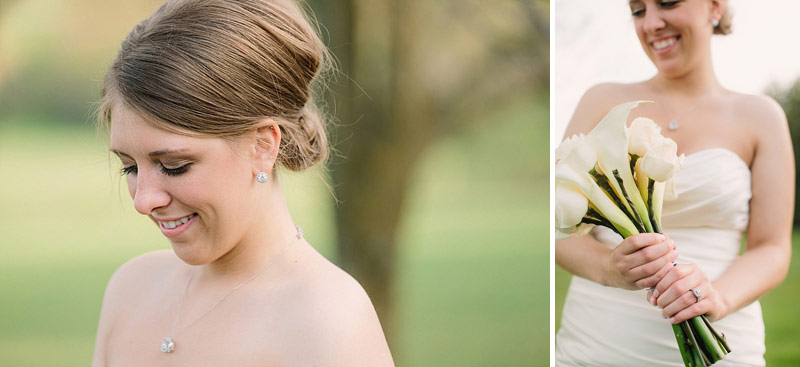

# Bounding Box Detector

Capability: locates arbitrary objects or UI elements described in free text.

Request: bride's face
[629,0,720,77]
[109,103,261,265]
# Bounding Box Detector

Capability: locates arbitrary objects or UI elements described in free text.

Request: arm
[557,84,678,289]
[652,96,793,323]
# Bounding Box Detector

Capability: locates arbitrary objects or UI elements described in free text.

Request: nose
[132,171,171,215]
[642,8,666,34]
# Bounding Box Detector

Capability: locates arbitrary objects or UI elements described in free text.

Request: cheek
[125,176,137,198]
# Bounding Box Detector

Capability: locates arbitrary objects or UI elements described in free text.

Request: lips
[154,213,198,238]
[651,35,679,53]
[159,213,196,229]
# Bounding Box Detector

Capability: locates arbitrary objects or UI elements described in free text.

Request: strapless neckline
[681,147,749,170]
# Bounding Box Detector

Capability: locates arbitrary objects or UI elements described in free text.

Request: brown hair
[99,0,331,171]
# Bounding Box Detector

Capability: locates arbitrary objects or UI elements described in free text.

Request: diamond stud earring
[711,18,719,27]
[256,171,268,183]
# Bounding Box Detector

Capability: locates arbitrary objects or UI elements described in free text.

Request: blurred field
[0,98,546,366]
[556,237,800,365]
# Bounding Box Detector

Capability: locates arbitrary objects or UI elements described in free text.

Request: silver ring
[691,287,702,302]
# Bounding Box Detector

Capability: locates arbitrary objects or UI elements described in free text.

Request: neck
[651,50,721,99]
[196,178,299,284]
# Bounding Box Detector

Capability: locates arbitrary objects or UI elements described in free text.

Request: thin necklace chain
[168,225,303,340]
[655,89,710,131]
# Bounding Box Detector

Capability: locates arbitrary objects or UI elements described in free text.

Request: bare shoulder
[727,93,786,125]
[93,250,181,365]
[99,250,179,318]
[106,250,180,297]
[725,92,789,143]
[564,82,647,137]
[274,248,394,365]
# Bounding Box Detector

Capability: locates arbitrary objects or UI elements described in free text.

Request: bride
[555,0,793,366]
[91,0,395,365]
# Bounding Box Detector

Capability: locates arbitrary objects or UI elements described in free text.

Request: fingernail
[670,317,676,324]
[653,289,660,298]
[649,296,656,305]
[670,249,678,257]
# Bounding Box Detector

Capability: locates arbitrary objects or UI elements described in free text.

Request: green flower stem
[647,179,662,233]
[613,169,650,232]
[702,315,731,353]
[629,154,640,177]
[590,169,644,233]
[583,208,621,236]
[691,316,726,361]
[681,321,711,366]
[672,324,695,367]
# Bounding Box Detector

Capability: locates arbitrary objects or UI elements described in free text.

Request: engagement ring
[691,287,702,302]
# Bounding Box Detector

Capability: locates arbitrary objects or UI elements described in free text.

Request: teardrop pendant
[667,120,679,131]
[161,336,175,353]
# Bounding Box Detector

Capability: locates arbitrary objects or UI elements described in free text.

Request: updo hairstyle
[99,0,330,172]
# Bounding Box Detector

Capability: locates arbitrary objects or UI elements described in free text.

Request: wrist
[709,282,732,322]
[598,250,615,287]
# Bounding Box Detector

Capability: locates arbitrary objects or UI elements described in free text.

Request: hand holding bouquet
[555,101,731,366]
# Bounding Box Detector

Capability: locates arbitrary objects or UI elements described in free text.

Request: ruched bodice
[556,148,765,367]
[662,148,751,231]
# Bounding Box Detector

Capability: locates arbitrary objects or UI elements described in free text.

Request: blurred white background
[553,0,800,144]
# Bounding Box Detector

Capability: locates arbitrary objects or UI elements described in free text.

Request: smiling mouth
[159,213,198,229]
[652,36,679,51]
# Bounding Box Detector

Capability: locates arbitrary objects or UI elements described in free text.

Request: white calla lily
[555,134,581,162]
[585,100,654,232]
[555,182,588,229]
[555,162,638,237]
[556,133,597,172]
[555,222,594,240]
[632,135,684,230]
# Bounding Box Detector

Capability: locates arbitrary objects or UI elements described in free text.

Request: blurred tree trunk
[312,0,548,343]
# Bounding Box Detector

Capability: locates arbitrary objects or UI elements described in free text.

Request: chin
[169,240,214,266]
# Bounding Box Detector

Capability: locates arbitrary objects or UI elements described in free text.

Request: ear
[249,119,282,177]
[709,0,724,24]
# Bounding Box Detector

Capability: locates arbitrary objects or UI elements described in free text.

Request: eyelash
[631,1,680,17]
[120,163,191,177]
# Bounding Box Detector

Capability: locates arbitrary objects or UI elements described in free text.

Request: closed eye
[121,165,138,176]
[161,163,191,176]
[119,163,191,176]
[660,1,680,8]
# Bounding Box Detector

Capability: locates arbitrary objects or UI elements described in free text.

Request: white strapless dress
[556,148,765,367]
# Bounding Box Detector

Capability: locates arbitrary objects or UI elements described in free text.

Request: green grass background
[556,237,800,366]
[0,98,547,366]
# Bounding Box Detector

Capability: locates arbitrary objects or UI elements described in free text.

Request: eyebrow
[110,148,190,158]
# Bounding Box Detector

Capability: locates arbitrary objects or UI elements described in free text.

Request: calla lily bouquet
[555,101,731,366]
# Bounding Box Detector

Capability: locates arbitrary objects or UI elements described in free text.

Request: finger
[619,233,667,255]
[652,264,693,300]
[633,254,678,290]
[660,289,699,318]
[645,288,655,305]
[670,298,712,324]
[657,269,703,309]
[626,240,675,270]
[628,245,677,278]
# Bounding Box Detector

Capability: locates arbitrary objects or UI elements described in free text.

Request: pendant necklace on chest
[160,225,303,353]
[657,94,707,132]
